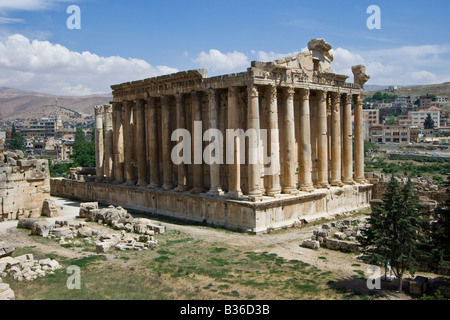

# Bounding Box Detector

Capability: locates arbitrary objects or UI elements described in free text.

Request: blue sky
[0,0,449,95]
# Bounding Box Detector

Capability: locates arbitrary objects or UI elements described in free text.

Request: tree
[9,124,26,152]
[424,114,435,129]
[70,127,95,167]
[430,170,450,270]
[360,176,430,292]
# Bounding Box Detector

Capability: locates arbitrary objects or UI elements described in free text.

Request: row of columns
[95,85,365,199]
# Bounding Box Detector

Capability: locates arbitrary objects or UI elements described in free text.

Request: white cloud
[0,0,66,12]
[0,34,178,95]
[0,17,25,24]
[194,49,249,72]
[331,45,450,86]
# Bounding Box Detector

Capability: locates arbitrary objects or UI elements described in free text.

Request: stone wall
[51,178,372,233]
[0,149,51,221]
[365,172,447,205]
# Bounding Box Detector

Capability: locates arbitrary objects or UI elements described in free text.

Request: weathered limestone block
[42,199,60,217]
[77,227,94,238]
[0,283,15,300]
[50,227,74,238]
[31,221,54,237]
[301,240,320,250]
[18,218,42,229]
[79,202,98,220]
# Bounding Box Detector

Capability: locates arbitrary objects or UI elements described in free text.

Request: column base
[147,182,160,189]
[137,180,148,187]
[300,185,315,193]
[190,187,205,194]
[266,188,282,197]
[162,183,174,191]
[343,179,356,185]
[207,189,225,197]
[124,180,137,186]
[113,179,124,185]
[354,178,367,184]
[330,180,344,187]
[317,182,330,189]
[227,190,243,199]
[283,187,300,195]
[175,185,190,192]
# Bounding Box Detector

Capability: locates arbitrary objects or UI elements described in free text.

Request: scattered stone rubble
[301,218,366,253]
[0,253,61,284]
[17,203,164,253]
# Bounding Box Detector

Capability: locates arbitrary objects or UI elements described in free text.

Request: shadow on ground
[328,276,413,300]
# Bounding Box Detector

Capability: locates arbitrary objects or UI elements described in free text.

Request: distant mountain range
[0,87,112,121]
[1,82,450,122]
[365,82,450,98]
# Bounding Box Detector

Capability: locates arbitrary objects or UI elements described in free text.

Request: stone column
[330,92,343,186]
[94,105,104,182]
[147,97,160,189]
[282,87,299,194]
[206,88,224,196]
[191,91,205,194]
[299,89,314,192]
[123,101,135,185]
[103,104,113,182]
[135,99,148,187]
[247,84,262,200]
[112,102,124,184]
[342,94,354,184]
[161,95,174,190]
[317,90,329,188]
[354,93,365,183]
[174,93,189,192]
[227,87,242,198]
[266,85,281,197]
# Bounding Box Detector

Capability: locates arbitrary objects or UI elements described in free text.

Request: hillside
[365,82,450,99]
[0,87,112,121]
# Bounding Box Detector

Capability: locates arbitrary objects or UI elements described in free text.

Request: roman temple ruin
[51,39,373,233]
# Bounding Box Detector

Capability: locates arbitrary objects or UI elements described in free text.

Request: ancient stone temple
[51,39,373,233]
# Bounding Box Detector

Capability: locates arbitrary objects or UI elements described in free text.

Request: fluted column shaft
[283,87,299,194]
[247,84,262,200]
[191,91,204,194]
[317,90,329,188]
[112,102,124,184]
[174,93,189,192]
[330,93,342,186]
[342,94,354,184]
[207,88,224,196]
[354,94,365,183]
[266,85,281,196]
[227,87,242,198]
[103,104,113,182]
[299,89,314,191]
[147,97,160,189]
[161,95,174,190]
[135,99,147,187]
[123,101,136,185]
[94,105,104,182]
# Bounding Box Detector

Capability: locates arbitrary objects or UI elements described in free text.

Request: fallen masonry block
[301,240,320,250]
[50,227,74,238]
[31,221,54,237]
[0,283,15,300]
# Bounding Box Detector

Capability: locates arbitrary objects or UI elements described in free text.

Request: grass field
[7,225,378,300]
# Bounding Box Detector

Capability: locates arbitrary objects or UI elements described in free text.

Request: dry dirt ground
[0,196,420,300]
